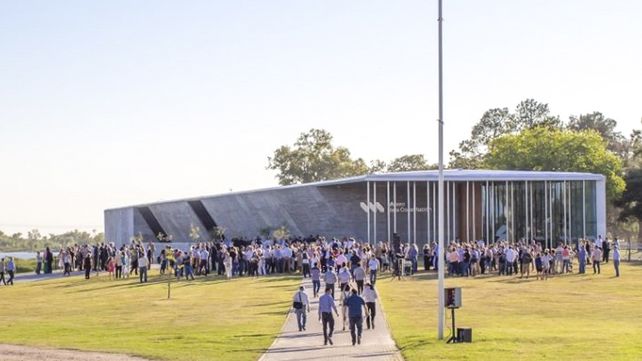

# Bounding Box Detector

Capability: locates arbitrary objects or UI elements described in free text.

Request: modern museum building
[105,170,606,249]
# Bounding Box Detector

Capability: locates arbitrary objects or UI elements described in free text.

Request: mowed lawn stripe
[377,262,642,361]
[0,272,300,361]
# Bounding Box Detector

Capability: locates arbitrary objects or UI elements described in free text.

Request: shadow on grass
[246,300,290,308]
[257,310,290,316]
[51,275,230,292]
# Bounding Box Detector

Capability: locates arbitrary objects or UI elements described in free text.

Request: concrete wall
[104,208,134,245]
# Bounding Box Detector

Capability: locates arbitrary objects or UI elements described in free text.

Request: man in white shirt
[324,267,338,298]
[504,247,516,276]
[338,267,351,292]
[595,235,603,249]
[292,286,310,331]
[353,265,366,294]
[138,253,148,283]
[199,247,210,275]
[368,256,380,285]
[362,284,378,329]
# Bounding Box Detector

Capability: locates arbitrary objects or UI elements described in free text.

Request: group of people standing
[421,234,622,280]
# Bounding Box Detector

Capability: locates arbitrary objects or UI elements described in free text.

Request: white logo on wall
[360,202,386,213]
[360,202,430,213]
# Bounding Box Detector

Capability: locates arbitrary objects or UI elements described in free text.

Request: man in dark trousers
[345,288,369,346]
[84,253,92,279]
[603,239,611,263]
[318,288,338,346]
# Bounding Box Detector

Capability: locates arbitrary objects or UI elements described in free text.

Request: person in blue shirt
[318,288,339,346]
[345,288,369,346]
[6,257,15,285]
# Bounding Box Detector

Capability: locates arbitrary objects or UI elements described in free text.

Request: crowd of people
[23,233,624,287]
[428,234,622,280]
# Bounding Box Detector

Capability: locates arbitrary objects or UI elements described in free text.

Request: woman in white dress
[339,283,352,331]
[224,250,233,278]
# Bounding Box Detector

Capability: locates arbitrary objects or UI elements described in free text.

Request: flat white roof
[105,169,604,211]
[319,169,605,186]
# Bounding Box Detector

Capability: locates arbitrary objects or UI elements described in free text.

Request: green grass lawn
[0,271,299,361]
[377,261,642,361]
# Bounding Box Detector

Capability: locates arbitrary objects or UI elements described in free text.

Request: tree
[568,112,626,156]
[485,127,625,199]
[386,154,436,172]
[189,224,201,242]
[511,98,562,131]
[450,99,560,168]
[615,168,642,241]
[368,159,387,173]
[267,129,369,185]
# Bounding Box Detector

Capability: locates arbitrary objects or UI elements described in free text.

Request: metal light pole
[437,0,446,340]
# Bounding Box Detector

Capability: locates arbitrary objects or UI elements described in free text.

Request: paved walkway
[13,270,83,282]
[260,278,403,361]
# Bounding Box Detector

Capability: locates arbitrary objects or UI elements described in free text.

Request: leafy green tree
[450,99,560,168]
[386,154,436,172]
[485,127,625,198]
[267,129,368,185]
[511,98,562,131]
[0,229,104,252]
[614,168,642,241]
[568,112,627,156]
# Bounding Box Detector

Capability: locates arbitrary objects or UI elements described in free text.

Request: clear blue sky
[1,0,640,235]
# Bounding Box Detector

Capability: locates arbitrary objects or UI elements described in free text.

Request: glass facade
[362,174,603,250]
[480,180,598,247]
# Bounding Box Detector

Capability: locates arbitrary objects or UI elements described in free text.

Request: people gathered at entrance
[22,233,622,285]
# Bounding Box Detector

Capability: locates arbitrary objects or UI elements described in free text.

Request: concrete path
[13,270,83,282]
[260,278,403,361]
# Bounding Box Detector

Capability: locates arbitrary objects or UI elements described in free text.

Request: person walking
[292,286,310,331]
[345,288,368,346]
[339,284,351,331]
[45,247,53,274]
[362,283,378,329]
[83,254,92,279]
[138,252,149,283]
[578,243,587,274]
[6,257,15,285]
[423,244,431,271]
[368,256,379,285]
[603,239,610,263]
[0,258,6,285]
[338,267,351,293]
[36,251,43,275]
[301,252,311,278]
[224,250,233,278]
[613,245,621,277]
[318,288,339,346]
[324,266,337,298]
[311,263,321,298]
[592,247,602,275]
[519,249,533,279]
[353,264,366,294]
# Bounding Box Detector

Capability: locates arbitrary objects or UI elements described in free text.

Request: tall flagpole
[437,0,446,340]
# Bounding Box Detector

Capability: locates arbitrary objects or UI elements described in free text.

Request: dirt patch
[0,344,153,361]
